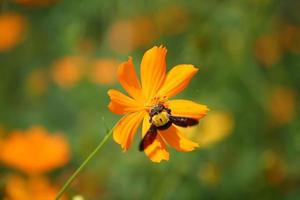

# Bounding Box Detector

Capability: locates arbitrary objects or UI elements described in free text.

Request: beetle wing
[139,124,158,151]
[169,116,199,127]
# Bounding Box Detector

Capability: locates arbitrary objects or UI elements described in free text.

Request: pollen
[146,95,168,108]
[152,110,170,127]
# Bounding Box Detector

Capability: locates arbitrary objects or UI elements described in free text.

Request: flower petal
[113,111,145,151]
[160,125,199,152]
[158,64,198,98]
[166,99,209,119]
[142,114,169,162]
[108,89,143,115]
[140,46,167,100]
[117,57,144,102]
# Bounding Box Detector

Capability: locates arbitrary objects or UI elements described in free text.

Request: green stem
[55,129,113,200]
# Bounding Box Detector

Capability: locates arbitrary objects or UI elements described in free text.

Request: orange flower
[107,16,156,54]
[26,68,49,97]
[262,150,287,185]
[198,162,220,186]
[13,0,57,7]
[0,126,70,175]
[0,12,26,52]
[5,175,66,200]
[269,86,296,124]
[154,6,190,35]
[52,56,84,88]
[278,24,300,54]
[108,46,209,162]
[254,34,282,67]
[0,124,5,137]
[195,111,234,148]
[90,58,119,85]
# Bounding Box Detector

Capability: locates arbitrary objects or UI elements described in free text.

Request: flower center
[145,95,168,108]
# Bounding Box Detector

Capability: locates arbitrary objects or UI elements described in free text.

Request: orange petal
[142,114,169,162]
[166,99,209,119]
[158,64,198,98]
[108,89,143,115]
[160,125,199,152]
[140,46,167,100]
[113,111,145,151]
[118,57,144,102]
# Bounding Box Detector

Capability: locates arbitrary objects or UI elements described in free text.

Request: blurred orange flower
[0,12,26,52]
[107,16,156,54]
[254,34,282,67]
[278,24,300,54]
[90,58,119,85]
[108,46,208,162]
[5,175,65,200]
[269,86,296,124]
[187,111,234,148]
[77,38,95,54]
[52,56,85,88]
[26,68,49,97]
[198,162,220,186]
[12,0,57,7]
[0,125,5,137]
[262,150,287,186]
[154,6,190,35]
[0,126,70,175]
[132,17,157,48]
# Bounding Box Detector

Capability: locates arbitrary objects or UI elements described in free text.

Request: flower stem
[55,129,113,200]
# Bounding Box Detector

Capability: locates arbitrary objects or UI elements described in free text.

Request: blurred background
[0,0,299,199]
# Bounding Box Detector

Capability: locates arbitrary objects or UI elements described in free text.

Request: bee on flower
[108,45,209,162]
